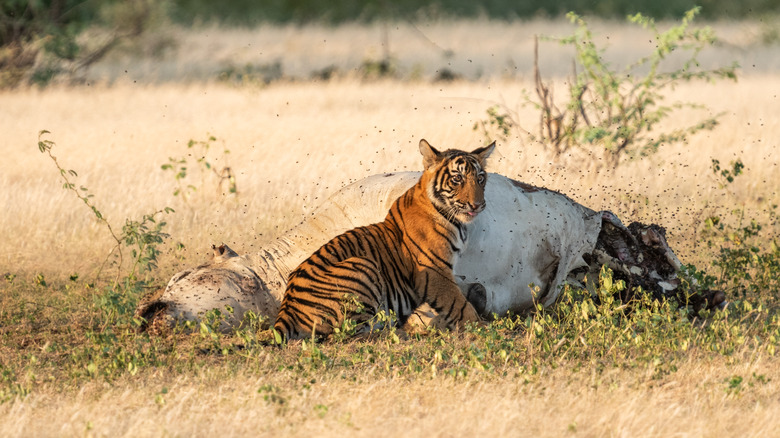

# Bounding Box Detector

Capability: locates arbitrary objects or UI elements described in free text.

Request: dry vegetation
[1,20,780,437]
[2,352,778,437]
[3,77,778,279]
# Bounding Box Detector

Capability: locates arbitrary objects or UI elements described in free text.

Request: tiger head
[419,139,496,224]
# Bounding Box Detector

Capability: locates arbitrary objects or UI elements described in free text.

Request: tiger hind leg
[275,256,385,341]
[314,256,386,339]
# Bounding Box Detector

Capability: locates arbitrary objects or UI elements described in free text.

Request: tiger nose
[469,201,486,211]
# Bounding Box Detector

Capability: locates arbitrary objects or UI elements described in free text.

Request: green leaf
[272,328,283,345]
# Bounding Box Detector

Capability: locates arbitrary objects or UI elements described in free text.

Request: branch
[38,130,124,284]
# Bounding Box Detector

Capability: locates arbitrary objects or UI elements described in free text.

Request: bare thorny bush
[475,7,737,173]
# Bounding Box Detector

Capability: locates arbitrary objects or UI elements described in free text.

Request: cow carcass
[136,172,724,333]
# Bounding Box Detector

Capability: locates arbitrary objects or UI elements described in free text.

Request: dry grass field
[2,352,778,437]
[3,77,778,279]
[1,20,780,437]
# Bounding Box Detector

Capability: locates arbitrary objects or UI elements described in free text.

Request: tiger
[273,139,496,341]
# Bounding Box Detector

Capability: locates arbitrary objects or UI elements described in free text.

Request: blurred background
[3,0,780,87]
[147,0,780,24]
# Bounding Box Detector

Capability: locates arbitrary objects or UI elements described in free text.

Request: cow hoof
[706,290,727,310]
[465,282,487,317]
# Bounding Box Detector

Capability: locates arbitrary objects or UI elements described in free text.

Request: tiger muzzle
[464,201,486,217]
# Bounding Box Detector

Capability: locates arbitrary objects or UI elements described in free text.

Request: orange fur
[274,139,495,340]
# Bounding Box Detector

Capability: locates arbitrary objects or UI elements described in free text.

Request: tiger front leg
[404,280,487,331]
[419,269,481,331]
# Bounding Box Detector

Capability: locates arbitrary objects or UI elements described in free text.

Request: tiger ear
[419,139,442,169]
[470,141,496,167]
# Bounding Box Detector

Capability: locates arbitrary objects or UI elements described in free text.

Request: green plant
[359,56,398,80]
[196,308,230,355]
[258,383,287,405]
[704,209,780,305]
[37,130,172,328]
[696,158,780,307]
[476,7,737,172]
[711,158,744,188]
[331,294,368,342]
[38,131,172,286]
[161,134,237,202]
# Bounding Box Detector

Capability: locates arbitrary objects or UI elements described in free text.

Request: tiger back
[273,139,496,341]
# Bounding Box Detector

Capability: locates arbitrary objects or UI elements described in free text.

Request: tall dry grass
[1,76,779,280]
[0,349,777,437]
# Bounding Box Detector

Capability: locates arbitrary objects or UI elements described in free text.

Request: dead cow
[136,172,724,333]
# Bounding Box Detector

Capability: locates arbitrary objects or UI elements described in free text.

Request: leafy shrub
[37,131,172,318]
[217,61,283,85]
[476,8,737,172]
[697,159,780,308]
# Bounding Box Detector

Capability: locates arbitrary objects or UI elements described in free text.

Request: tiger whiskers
[443,204,460,223]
